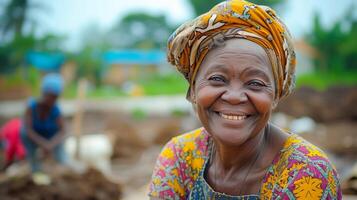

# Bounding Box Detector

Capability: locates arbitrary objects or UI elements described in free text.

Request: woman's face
[192,39,276,146]
[42,92,58,108]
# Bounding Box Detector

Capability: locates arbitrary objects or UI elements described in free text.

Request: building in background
[102,49,167,86]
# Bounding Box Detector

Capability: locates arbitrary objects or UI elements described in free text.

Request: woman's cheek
[249,92,274,113]
[196,86,224,108]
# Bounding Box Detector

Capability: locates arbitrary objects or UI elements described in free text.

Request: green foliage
[308,9,357,73]
[70,47,103,86]
[296,72,357,91]
[109,12,174,49]
[61,84,126,99]
[0,66,41,96]
[138,73,188,95]
[87,86,126,99]
[170,108,188,117]
[60,73,188,99]
[248,0,285,8]
[0,33,65,73]
[1,68,27,87]
[0,0,29,38]
[188,0,285,16]
[1,0,47,39]
[131,108,147,120]
[0,0,62,73]
[188,0,222,16]
[0,35,35,72]
[26,66,41,94]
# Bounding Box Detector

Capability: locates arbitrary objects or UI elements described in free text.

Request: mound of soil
[342,163,357,195]
[276,86,357,122]
[0,168,122,200]
[300,121,357,154]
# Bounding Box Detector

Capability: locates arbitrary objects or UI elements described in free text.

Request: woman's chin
[210,129,252,147]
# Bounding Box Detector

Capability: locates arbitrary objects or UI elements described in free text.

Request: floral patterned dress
[149,128,342,199]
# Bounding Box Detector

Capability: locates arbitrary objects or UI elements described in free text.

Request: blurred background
[0,0,356,199]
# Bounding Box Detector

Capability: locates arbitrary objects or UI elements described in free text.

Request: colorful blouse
[149,128,342,199]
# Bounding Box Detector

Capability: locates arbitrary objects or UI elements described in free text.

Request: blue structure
[26,51,65,72]
[102,50,165,65]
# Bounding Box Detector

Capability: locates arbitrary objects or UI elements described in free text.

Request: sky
[28,0,193,50]
[2,0,355,51]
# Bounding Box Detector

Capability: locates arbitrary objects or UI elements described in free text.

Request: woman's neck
[212,126,268,174]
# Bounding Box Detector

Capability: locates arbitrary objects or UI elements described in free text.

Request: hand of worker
[47,139,59,151]
[41,142,53,155]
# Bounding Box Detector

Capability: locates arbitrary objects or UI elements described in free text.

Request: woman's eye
[248,80,266,87]
[208,75,225,83]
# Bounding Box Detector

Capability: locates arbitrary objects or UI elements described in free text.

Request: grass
[131,108,148,120]
[296,71,357,91]
[61,73,188,99]
[62,84,126,99]
[138,73,188,95]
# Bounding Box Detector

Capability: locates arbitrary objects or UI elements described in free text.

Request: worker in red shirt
[0,118,26,170]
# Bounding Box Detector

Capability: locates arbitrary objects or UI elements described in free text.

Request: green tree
[0,0,46,40]
[1,0,29,38]
[75,23,113,86]
[249,0,285,8]
[188,0,222,16]
[71,47,102,86]
[0,33,64,73]
[0,0,53,72]
[308,9,357,73]
[80,23,110,50]
[188,0,285,16]
[108,12,174,49]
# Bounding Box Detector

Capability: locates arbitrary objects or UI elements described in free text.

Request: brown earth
[276,86,357,122]
[0,168,122,200]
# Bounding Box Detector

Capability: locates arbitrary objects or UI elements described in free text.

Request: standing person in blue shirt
[21,73,68,173]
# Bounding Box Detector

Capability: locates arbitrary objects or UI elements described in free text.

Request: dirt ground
[0,86,356,199]
[0,166,122,200]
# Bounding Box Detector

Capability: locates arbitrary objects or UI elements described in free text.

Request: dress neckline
[199,132,297,198]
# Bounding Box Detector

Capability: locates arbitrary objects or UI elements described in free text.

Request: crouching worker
[0,118,26,170]
[21,73,68,173]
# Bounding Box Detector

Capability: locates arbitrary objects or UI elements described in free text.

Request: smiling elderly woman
[149,0,341,199]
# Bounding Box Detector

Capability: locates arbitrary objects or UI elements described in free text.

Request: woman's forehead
[208,39,268,61]
[199,39,272,74]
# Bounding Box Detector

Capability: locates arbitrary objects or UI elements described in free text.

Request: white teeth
[219,113,247,120]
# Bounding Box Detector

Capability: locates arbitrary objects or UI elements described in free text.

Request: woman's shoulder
[169,128,209,149]
[262,134,342,199]
[149,128,210,199]
[160,127,211,163]
[274,134,339,177]
[154,127,210,169]
[282,134,332,165]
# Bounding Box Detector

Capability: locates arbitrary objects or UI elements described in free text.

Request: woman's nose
[220,85,248,104]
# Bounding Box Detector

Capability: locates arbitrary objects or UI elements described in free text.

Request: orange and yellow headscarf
[167,0,296,100]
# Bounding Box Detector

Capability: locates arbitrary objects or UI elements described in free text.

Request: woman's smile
[213,110,252,124]
[209,108,258,131]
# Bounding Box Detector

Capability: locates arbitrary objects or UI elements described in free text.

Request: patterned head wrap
[167,0,296,100]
